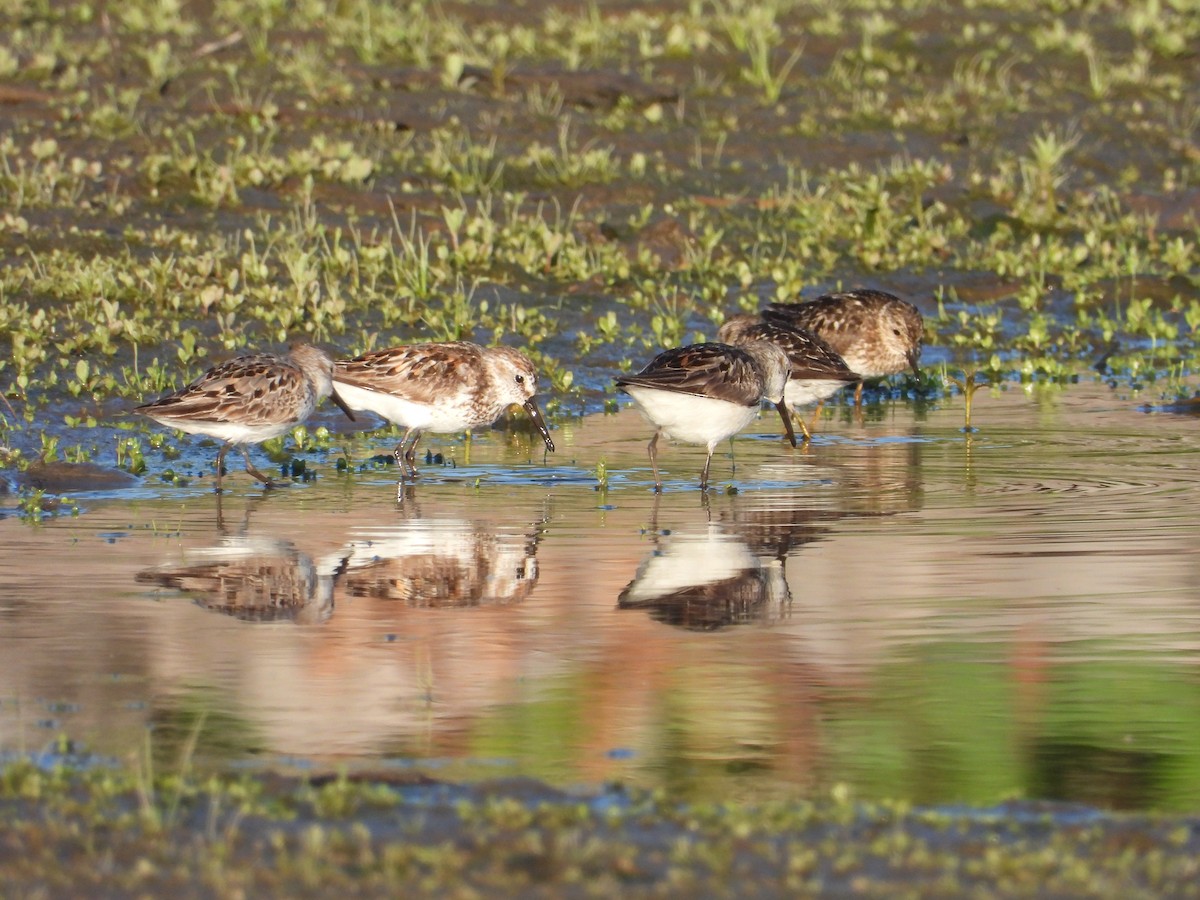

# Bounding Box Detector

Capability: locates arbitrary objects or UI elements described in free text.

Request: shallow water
[4,381,1200,811]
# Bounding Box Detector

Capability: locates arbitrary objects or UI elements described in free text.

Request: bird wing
[764,290,900,335]
[741,322,859,382]
[764,297,841,330]
[616,343,760,406]
[334,342,485,404]
[136,355,306,426]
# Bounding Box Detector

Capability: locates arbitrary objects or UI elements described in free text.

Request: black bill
[523,397,555,453]
[775,399,798,449]
[907,349,922,378]
[329,385,357,422]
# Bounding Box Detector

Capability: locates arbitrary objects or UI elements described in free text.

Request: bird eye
[515,374,525,384]
[893,328,902,336]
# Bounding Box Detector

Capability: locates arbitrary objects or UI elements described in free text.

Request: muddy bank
[2,761,1198,897]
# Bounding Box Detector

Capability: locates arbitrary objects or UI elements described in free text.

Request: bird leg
[240,445,284,488]
[699,449,713,491]
[648,430,663,493]
[807,397,828,436]
[394,428,423,480]
[791,411,813,443]
[806,397,830,438]
[214,443,229,493]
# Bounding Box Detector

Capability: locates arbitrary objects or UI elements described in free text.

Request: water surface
[4,381,1200,811]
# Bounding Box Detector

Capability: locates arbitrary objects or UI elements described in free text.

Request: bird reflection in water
[618,528,787,630]
[329,514,545,608]
[136,539,336,624]
[618,492,849,631]
[136,490,548,620]
[714,497,842,562]
[136,501,338,625]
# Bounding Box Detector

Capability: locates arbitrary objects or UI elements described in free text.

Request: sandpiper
[717,314,859,441]
[333,341,555,479]
[615,340,794,491]
[136,343,355,491]
[763,289,923,403]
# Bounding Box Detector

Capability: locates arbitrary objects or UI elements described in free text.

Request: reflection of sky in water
[4,385,1200,810]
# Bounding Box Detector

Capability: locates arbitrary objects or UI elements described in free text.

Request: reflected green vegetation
[825,654,1200,813]
[469,678,588,785]
[384,648,1200,813]
[148,685,265,767]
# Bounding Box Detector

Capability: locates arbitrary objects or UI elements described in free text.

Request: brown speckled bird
[616,340,795,491]
[136,343,355,491]
[333,341,554,479]
[764,289,923,404]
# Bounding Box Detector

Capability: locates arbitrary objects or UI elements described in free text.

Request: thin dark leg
[394,428,423,480]
[215,443,229,493]
[699,450,713,491]
[240,446,282,488]
[648,430,662,493]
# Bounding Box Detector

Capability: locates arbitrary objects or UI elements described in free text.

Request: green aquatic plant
[0,0,1196,486]
[594,459,609,493]
[1014,126,1081,226]
[516,118,620,188]
[421,277,486,341]
[15,488,79,522]
[116,436,147,474]
[739,23,804,106]
[422,128,505,195]
[3,751,1199,896]
[944,367,987,433]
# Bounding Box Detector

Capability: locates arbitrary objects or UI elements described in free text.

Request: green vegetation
[1,6,1198,888]
[0,0,1195,476]
[3,756,1200,896]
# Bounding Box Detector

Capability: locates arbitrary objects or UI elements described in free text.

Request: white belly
[179,420,296,444]
[624,388,758,450]
[148,407,311,445]
[784,378,851,408]
[333,381,484,433]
